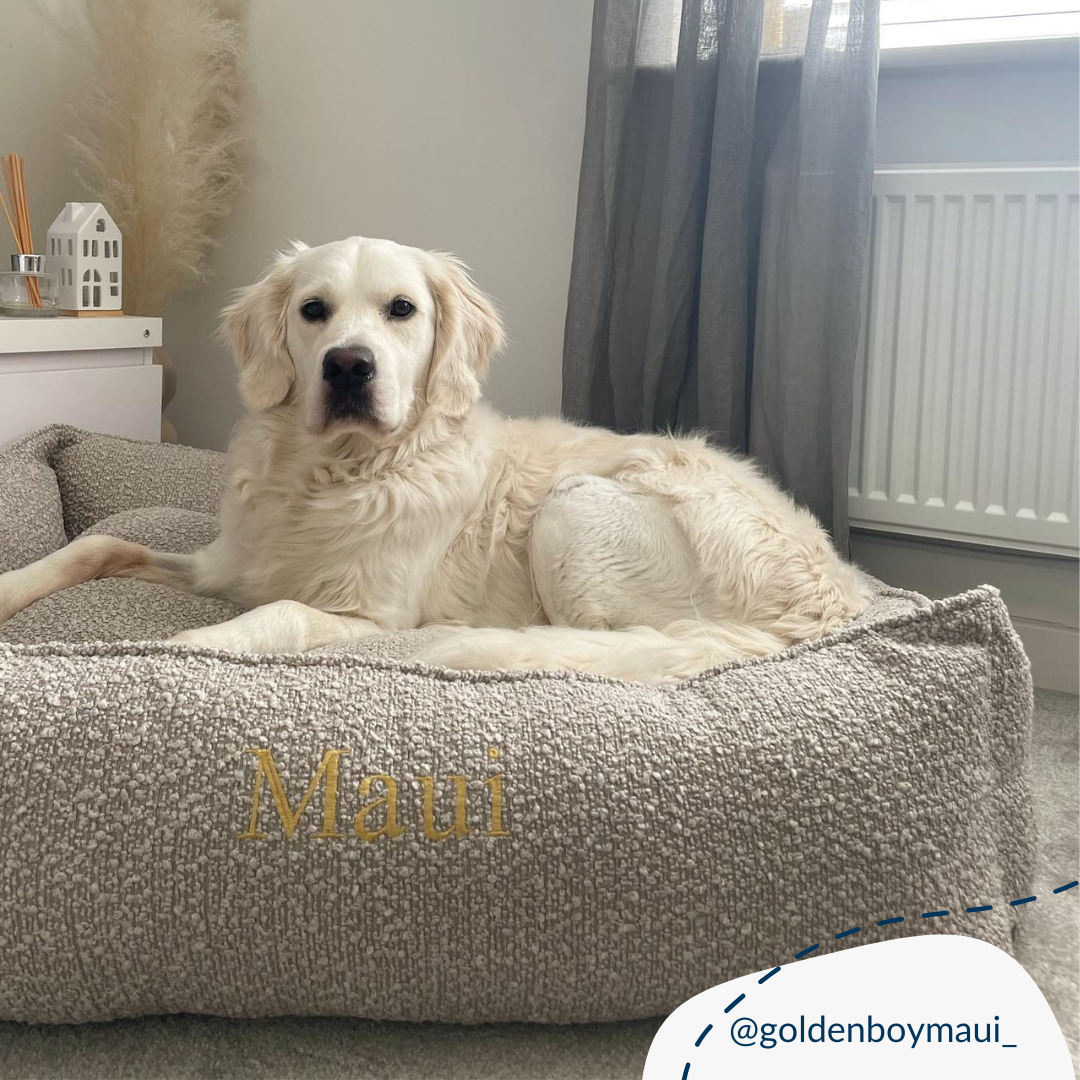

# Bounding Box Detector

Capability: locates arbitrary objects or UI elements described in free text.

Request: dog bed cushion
[0,426,1036,1024]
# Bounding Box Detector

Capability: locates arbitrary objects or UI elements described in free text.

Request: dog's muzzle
[322,346,377,423]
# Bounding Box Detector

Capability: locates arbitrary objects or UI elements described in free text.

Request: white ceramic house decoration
[46,202,123,317]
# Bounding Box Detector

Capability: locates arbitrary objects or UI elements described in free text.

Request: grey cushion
[53,430,225,538]
[0,427,69,574]
[0,426,1036,1024]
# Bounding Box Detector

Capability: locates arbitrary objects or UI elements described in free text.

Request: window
[761,1,1078,60]
[880,0,1079,52]
[95,218,105,232]
[109,271,118,282]
[67,239,73,256]
[91,240,98,257]
[83,269,101,307]
[112,240,119,257]
[110,286,118,296]
[82,239,88,257]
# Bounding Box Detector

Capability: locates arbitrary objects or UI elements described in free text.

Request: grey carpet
[0,690,1075,1080]
[1015,689,1080,1074]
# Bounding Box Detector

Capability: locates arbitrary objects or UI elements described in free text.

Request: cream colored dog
[0,236,869,683]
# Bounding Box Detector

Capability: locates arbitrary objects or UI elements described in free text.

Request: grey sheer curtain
[562,0,879,551]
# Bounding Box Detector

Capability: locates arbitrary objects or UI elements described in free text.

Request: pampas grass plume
[56,0,248,316]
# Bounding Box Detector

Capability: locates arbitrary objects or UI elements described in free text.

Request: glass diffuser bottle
[0,253,59,317]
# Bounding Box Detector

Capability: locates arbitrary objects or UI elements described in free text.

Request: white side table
[0,315,163,447]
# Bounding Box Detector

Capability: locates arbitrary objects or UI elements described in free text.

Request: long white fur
[0,236,869,685]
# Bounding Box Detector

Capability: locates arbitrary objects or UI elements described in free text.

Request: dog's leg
[169,600,381,653]
[0,535,203,624]
[0,538,379,653]
[409,622,784,685]
[409,475,787,684]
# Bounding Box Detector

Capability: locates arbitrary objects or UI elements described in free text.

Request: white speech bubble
[644,936,1073,1079]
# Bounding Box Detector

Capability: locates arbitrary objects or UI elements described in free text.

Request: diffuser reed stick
[1,153,42,307]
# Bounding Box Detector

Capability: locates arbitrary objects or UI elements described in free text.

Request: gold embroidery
[238,750,510,842]
[418,775,471,841]
[483,774,509,837]
[354,773,407,841]
[237,747,349,840]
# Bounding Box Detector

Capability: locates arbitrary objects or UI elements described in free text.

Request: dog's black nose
[322,347,375,389]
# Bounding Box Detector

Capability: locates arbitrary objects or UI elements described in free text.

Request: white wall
[163,0,593,450]
[0,5,80,260]
[876,60,1080,164]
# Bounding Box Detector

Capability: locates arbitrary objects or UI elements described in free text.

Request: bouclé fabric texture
[0,427,1036,1023]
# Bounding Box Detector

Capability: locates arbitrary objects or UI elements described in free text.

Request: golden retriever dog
[0,236,869,683]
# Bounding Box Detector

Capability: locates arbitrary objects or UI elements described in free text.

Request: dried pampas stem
[43,0,249,439]
[57,0,248,318]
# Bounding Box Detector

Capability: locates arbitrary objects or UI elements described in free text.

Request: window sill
[881,31,1078,69]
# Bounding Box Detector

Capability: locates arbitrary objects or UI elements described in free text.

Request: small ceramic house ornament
[46,202,122,317]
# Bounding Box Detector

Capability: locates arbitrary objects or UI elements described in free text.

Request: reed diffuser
[0,154,58,317]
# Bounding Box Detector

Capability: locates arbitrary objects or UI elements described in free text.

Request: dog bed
[0,425,1036,1024]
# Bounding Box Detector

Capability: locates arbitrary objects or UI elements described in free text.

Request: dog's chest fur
[211,413,544,629]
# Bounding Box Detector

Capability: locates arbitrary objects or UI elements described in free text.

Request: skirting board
[851,529,1078,694]
[1011,617,1080,697]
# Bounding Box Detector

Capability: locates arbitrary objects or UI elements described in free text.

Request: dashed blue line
[676,877,1077,1078]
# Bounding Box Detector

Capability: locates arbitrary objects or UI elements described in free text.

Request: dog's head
[221,236,505,437]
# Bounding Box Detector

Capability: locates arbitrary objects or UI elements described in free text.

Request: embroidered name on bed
[238,748,510,841]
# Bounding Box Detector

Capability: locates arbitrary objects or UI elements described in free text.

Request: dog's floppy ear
[219,243,307,411]
[423,252,505,418]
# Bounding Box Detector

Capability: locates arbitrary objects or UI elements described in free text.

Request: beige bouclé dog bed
[0,425,1035,1023]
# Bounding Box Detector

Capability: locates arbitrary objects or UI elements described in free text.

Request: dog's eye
[389,297,415,319]
[300,299,328,322]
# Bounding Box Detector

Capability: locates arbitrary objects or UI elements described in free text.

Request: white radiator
[850,165,1079,557]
